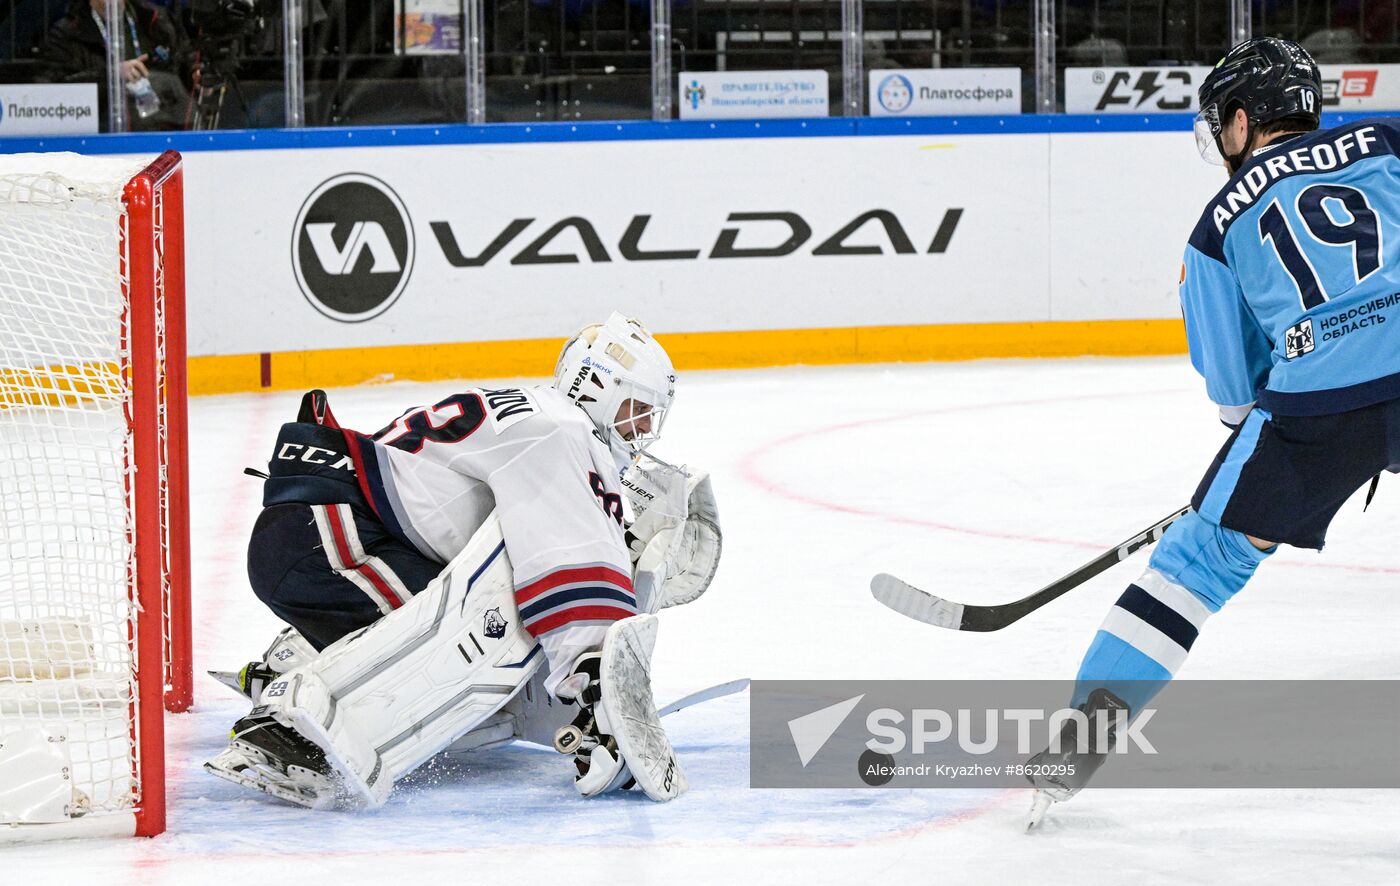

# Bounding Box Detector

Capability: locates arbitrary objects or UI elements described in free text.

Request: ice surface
[8,356,1398,884]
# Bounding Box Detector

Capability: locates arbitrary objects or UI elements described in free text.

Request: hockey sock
[1072,510,1273,711]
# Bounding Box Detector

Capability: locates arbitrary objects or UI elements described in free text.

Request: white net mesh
[0,154,150,821]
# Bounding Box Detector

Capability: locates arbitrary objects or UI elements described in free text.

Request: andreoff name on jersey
[1211,125,1381,233]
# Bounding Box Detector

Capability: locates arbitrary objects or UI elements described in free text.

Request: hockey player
[1027,38,1400,826]
[206,313,721,808]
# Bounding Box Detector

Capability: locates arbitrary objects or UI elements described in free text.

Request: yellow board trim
[1,362,124,409]
[186,319,1187,397]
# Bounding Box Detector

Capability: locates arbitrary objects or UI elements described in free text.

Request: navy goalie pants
[246,503,443,650]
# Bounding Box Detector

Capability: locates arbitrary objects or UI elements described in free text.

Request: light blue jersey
[1182,118,1400,416]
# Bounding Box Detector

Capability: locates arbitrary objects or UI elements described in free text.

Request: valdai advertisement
[179,135,1058,356]
[170,129,1215,359]
[292,191,966,325]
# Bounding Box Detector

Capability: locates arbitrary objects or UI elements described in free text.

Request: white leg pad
[443,669,571,756]
[256,513,542,808]
[598,614,688,801]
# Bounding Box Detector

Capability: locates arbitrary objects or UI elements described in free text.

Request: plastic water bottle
[127,77,161,119]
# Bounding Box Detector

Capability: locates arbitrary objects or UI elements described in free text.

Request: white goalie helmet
[553,313,677,469]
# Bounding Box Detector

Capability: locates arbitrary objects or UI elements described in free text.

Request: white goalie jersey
[340,385,637,688]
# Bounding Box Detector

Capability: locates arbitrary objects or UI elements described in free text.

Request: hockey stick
[659,678,750,717]
[871,505,1190,632]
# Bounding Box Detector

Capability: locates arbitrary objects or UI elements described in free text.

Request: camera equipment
[188,0,270,129]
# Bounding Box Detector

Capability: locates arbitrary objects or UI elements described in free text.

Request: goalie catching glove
[621,457,722,613]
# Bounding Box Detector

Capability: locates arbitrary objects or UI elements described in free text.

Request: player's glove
[635,472,721,611]
[620,456,723,612]
[621,456,689,563]
[552,652,635,797]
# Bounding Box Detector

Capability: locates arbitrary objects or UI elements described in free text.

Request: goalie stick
[657,678,749,717]
[871,506,1190,632]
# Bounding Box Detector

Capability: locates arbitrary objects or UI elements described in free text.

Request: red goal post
[0,150,191,840]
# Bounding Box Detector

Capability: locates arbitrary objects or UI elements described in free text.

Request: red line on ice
[738,387,1400,577]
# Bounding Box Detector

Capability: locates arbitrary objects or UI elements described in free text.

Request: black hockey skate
[1024,688,1131,830]
[204,713,341,809]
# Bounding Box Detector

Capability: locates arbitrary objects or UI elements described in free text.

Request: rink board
[171,126,1209,393]
[1,119,1240,392]
[178,132,1200,348]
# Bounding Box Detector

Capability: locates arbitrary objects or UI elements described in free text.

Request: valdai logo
[292,173,415,323]
[304,221,402,276]
[430,209,964,267]
[291,174,965,321]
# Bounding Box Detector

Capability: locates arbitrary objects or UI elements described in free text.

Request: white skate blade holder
[598,614,688,801]
[1025,790,1055,832]
[203,744,338,811]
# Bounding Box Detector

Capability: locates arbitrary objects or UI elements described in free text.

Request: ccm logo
[276,443,354,471]
[1115,522,1172,560]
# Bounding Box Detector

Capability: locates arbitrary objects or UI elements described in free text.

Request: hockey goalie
[205,314,721,808]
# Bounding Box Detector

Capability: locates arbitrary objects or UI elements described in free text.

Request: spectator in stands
[38,0,192,130]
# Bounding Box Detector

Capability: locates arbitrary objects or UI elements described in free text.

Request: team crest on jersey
[1285,319,1315,359]
[483,607,508,639]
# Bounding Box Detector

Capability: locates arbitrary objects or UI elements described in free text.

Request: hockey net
[0,151,190,840]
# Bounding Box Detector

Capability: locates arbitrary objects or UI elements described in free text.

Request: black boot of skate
[204,713,340,809]
[1024,688,1131,830]
[232,713,331,773]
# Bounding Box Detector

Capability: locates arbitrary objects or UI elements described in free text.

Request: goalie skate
[597,614,688,801]
[204,716,340,810]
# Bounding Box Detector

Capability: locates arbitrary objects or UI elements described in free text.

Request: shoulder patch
[482,388,538,434]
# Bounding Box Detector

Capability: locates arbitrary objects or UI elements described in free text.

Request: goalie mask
[553,313,676,471]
